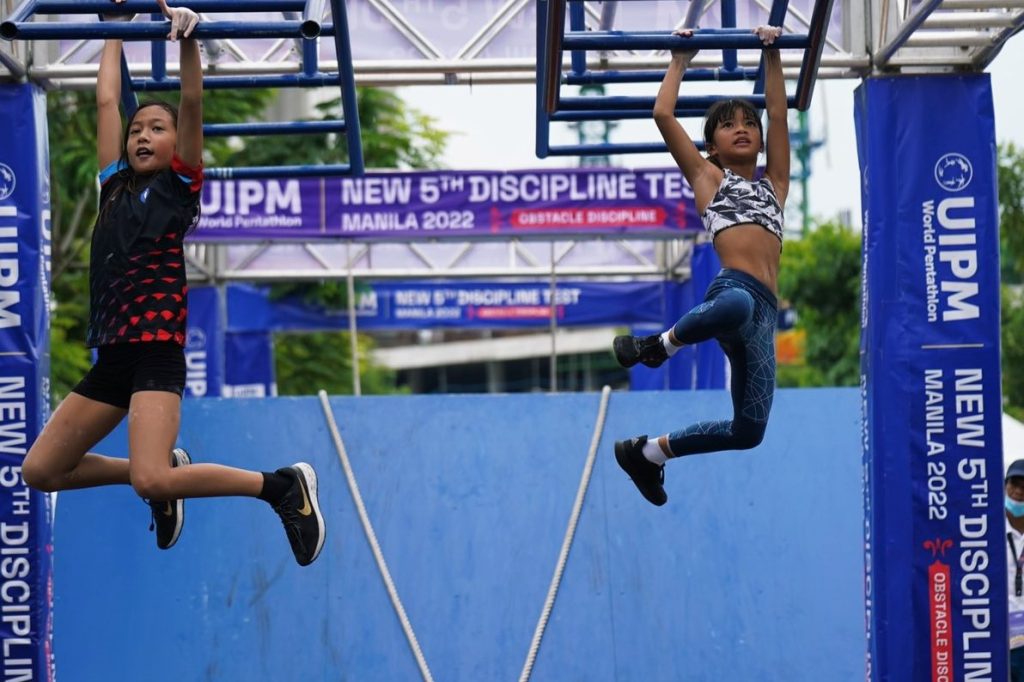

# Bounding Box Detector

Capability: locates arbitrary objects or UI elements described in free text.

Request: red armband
[170,155,204,193]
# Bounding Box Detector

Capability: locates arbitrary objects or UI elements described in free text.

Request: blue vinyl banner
[226,280,670,332]
[224,332,275,398]
[629,243,726,391]
[856,74,1005,682]
[183,287,224,399]
[0,84,54,681]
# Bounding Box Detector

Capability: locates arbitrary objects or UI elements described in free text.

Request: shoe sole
[292,462,326,566]
[162,448,191,550]
[614,441,667,507]
[612,337,640,369]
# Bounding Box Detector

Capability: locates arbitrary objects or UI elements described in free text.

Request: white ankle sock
[661,331,682,358]
[642,437,669,465]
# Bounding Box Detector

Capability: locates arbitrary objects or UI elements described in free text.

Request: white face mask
[1007,496,1024,518]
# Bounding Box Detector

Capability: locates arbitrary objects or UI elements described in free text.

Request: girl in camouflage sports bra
[612,25,789,506]
[22,0,324,565]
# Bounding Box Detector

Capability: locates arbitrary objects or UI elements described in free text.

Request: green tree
[777,221,862,387]
[1000,142,1024,417]
[999,142,1024,283]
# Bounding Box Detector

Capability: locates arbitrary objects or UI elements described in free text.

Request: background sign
[0,83,55,682]
[856,74,1005,682]
[194,168,700,242]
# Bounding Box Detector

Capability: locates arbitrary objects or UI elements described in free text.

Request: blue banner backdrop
[856,74,1005,681]
[226,280,675,332]
[224,332,275,398]
[183,286,224,399]
[0,84,54,681]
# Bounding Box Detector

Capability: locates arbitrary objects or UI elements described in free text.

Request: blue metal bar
[32,0,308,13]
[564,67,758,85]
[150,13,166,81]
[2,0,38,27]
[543,0,566,115]
[548,141,706,156]
[2,20,311,41]
[330,0,363,175]
[119,51,139,119]
[552,109,708,121]
[558,94,796,111]
[301,34,318,77]
[300,0,325,39]
[561,31,809,51]
[794,0,837,111]
[203,120,346,137]
[130,73,339,90]
[754,0,792,95]
[535,0,551,158]
[204,164,352,179]
[569,0,586,76]
[721,0,737,71]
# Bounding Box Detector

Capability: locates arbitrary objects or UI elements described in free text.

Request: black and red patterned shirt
[87,155,202,348]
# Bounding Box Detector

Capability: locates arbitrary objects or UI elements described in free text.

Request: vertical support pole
[568,0,585,76]
[346,242,361,396]
[549,241,557,393]
[856,74,1006,682]
[151,13,167,82]
[0,82,54,682]
[120,51,138,119]
[330,0,363,174]
[535,0,551,158]
[720,0,737,71]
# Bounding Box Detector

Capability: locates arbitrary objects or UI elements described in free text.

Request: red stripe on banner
[929,560,953,681]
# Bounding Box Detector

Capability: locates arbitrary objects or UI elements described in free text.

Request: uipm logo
[934,153,973,192]
[0,162,15,201]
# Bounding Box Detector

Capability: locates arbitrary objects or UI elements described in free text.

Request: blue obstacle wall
[52,388,863,681]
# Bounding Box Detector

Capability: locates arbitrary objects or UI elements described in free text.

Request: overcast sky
[398,36,1024,231]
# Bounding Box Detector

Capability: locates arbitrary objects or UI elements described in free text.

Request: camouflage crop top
[700,169,784,245]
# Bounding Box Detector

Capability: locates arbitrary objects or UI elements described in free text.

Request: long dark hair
[99,100,200,232]
[702,99,764,169]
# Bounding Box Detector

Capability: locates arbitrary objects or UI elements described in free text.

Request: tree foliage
[777,221,862,387]
[1000,142,1024,416]
[999,142,1024,283]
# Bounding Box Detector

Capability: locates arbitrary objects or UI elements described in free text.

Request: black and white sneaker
[613,334,669,369]
[148,447,191,549]
[271,463,326,566]
[614,436,667,506]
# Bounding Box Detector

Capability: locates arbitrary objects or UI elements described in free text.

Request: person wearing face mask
[1006,458,1024,680]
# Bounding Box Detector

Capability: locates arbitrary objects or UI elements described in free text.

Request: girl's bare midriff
[712,223,782,295]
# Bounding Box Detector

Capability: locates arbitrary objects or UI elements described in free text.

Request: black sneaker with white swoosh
[271,463,326,566]
[148,447,191,549]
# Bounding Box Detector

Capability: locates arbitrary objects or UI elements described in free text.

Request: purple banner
[194,168,700,242]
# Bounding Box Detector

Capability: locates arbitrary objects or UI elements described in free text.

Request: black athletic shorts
[72,341,186,409]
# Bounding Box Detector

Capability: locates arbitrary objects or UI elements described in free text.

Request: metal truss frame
[2,0,1022,285]
[181,235,697,284]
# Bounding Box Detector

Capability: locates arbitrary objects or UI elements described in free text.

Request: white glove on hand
[156,0,200,41]
[753,25,783,46]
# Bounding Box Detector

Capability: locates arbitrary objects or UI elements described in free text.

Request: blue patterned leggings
[666,268,778,456]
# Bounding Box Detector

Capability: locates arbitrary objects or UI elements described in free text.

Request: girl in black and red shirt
[23,0,325,567]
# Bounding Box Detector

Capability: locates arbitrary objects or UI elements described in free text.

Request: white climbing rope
[517,385,613,682]
[318,390,435,682]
